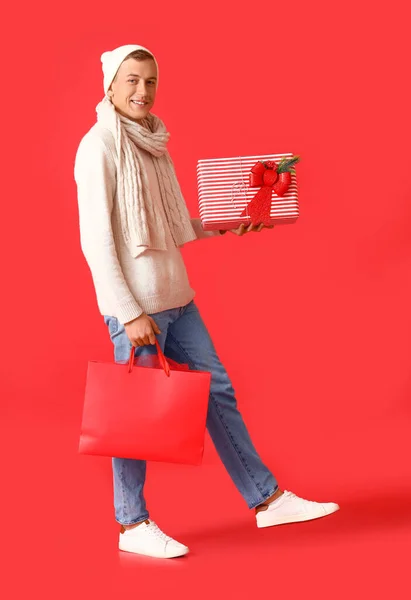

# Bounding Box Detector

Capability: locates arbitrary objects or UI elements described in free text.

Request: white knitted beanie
[100,44,159,94]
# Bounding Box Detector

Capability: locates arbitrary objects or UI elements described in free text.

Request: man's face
[109,58,158,123]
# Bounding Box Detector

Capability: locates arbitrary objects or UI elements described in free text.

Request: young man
[74,44,339,559]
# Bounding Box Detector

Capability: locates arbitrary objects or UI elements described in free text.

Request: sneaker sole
[119,541,189,558]
[256,505,340,528]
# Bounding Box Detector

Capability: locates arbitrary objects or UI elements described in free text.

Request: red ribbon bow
[239,161,278,226]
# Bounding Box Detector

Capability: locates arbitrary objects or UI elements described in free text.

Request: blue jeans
[103,300,279,525]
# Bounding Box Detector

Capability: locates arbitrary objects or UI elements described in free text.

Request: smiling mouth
[131,100,149,106]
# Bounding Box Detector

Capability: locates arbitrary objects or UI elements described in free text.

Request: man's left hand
[220,223,274,236]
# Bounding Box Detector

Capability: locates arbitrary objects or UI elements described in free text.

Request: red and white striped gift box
[197,153,299,231]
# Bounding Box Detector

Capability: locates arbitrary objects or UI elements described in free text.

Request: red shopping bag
[79,340,211,465]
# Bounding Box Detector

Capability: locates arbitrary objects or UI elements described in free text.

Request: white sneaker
[118,519,189,558]
[256,490,340,528]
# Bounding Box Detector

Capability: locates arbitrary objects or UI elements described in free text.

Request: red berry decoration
[264,160,278,170]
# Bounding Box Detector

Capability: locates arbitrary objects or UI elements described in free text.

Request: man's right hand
[124,313,161,347]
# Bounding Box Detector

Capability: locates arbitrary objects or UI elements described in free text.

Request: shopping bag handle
[128,339,171,377]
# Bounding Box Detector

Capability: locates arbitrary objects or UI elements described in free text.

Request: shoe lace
[285,490,317,505]
[147,521,173,543]
[286,490,298,499]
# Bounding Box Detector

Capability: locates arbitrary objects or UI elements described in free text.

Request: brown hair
[124,49,155,62]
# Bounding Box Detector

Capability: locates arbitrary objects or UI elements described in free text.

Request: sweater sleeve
[190,218,224,239]
[74,134,144,324]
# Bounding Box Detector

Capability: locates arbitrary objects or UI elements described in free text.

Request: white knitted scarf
[95,96,197,258]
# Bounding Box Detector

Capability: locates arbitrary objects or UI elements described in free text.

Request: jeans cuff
[248,485,279,510]
[116,513,150,526]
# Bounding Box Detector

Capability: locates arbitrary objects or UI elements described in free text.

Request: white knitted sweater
[74,123,221,324]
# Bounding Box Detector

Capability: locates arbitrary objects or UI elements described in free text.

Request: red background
[1,0,411,598]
